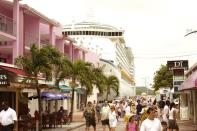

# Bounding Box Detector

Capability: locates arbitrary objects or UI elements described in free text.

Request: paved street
[72,118,126,131]
[178,120,197,131]
[43,111,197,131]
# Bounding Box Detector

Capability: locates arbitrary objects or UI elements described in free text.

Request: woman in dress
[125,114,138,131]
[109,105,118,131]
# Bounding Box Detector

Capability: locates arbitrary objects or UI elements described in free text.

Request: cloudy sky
[21,0,197,86]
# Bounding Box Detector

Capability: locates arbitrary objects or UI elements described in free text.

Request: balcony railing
[0,13,15,36]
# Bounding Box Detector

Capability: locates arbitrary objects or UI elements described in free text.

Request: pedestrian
[140,107,162,131]
[125,114,138,131]
[95,101,102,123]
[101,101,110,131]
[124,102,131,122]
[109,105,117,131]
[162,101,170,123]
[161,121,168,131]
[136,100,142,123]
[136,100,142,115]
[83,101,96,131]
[168,102,179,131]
[0,101,17,131]
[158,96,165,113]
[34,110,39,131]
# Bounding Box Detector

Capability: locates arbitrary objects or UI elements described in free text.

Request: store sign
[0,69,9,87]
[167,60,188,70]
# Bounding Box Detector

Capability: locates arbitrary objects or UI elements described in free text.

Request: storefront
[179,66,197,124]
[0,65,35,131]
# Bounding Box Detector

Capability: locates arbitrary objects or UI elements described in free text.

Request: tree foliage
[104,75,119,100]
[152,64,173,91]
[15,44,62,131]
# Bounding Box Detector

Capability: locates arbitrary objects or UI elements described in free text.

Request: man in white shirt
[140,107,162,131]
[100,101,110,131]
[0,101,17,131]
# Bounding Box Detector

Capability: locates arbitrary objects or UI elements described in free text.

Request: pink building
[0,0,87,65]
[0,0,98,70]
[0,0,100,121]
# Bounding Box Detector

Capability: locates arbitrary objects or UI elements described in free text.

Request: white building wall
[119,79,136,98]
[87,86,99,102]
[23,89,38,116]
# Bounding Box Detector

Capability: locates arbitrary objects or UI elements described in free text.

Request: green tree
[82,66,106,105]
[91,66,106,94]
[152,64,173,91]
[54,59,93,121]
[15,44,62,131]
[104,75,119,100]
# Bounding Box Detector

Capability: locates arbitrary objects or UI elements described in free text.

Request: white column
[13,0,20,64]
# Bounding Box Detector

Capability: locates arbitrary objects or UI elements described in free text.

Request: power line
[134,53,197,59]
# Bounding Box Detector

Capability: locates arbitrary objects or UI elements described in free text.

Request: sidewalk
[43,122,85,131]
[43,111,85,131]
[178,120,197,131]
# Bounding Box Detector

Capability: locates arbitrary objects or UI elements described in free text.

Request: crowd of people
[83,96,179,131]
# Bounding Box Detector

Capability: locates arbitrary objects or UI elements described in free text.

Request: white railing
[0,13,15,36]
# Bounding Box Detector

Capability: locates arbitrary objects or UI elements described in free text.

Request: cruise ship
[63,21,135,98]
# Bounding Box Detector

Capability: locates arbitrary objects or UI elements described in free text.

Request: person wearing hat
[125,114,138,131]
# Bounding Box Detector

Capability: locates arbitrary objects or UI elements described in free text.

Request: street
[72,119,126,131]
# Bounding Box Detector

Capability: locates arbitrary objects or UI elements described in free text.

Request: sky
[21,0,197,86]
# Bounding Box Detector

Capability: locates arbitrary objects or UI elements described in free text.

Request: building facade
[0,1,100,126]
[179,62,197,124]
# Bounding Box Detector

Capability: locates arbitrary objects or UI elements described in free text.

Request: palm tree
[104,75,119,101]
[54,57,72,87]
[91,66,106,94]
[80,66,100,106]
[15,44,62,131]
[54,59,92,121]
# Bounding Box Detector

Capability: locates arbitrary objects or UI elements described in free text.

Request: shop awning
[0,65,28,77]
[28,92,70,100]
[59,85,85,94]
[59,85,72,93]
[179,71,197,91]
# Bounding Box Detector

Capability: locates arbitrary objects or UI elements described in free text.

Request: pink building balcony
[0,13,15,36]
[0,13,16,42]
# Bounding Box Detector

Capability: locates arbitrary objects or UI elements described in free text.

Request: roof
[185,62,197,77]
[1,0,60,26]
[64,21,124,32]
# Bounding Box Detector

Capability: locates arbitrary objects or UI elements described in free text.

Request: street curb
[67,123,85,131]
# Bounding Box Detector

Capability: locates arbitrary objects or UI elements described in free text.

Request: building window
[0,58,6,63]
